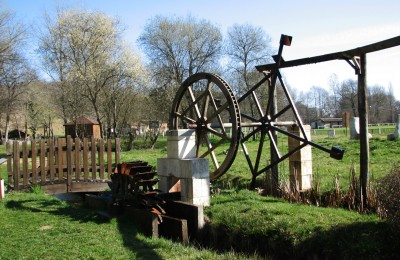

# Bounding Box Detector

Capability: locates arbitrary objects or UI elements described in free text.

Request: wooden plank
[107,139,112,177]
[115,138,120,165]
[91,137,97,180]
[70,181,110,193]
[256,35,400,72]
[159,215,189,243]
[75,137,81,181]
[57,138,63,180]
[31,140,37,184]
[6,141,13,187]
[22,141,28,185]
[40,140,46,183]
[66,136,73,192]
[98,138,104,180]
[83,138,89,180]
[49,139,55,181]
[124,206,159,238]
[13,141,20,190]
[41,183,67,195]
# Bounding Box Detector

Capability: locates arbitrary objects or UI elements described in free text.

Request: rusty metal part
[170,72,241,179]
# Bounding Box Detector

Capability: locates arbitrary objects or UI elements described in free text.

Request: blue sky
[3,0,400,99]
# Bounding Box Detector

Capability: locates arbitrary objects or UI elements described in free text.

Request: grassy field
[0,128,399,258]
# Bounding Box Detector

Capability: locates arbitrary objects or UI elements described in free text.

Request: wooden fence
[6,136,120,194]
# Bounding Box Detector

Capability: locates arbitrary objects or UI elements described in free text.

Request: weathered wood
[107,139,112,176]
[6,141,12,187]
[124,206,159,238]
[358,53,369,210]
[115,138,120,165]
[57,138,63,179]
[40,140,46,183]
[99,138,104,180]
[256,35,400,71]
[83,138,89,180]
[91,137,97,180]
[75,137,81,181]
[66,136,73,192]
[49,139,55,181]
[22,141,28,186]
[31,141,37,184]
[159,215,189,243]
[70,181,110,193]
[13,140,20,190]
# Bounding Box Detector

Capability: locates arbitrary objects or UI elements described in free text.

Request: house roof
[320,118,342,122]
[64,116,99,126]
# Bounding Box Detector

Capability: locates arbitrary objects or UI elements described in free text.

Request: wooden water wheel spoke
[173,112,197,125]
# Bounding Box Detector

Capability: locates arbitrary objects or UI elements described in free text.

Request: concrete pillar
[387,114,400,140]
[288,125,312,192]
[158,129,210,207]
[350,117,360,139]
[0,179,4,200]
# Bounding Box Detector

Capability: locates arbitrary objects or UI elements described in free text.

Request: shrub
[376,164,400,226]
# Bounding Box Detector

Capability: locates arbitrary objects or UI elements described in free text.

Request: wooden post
[6,141,13,188]
[13,140,20,190]
[31,140,37,184]
[66,136,73,191]
[22,141,28,186]
[269,81,279,195]
[83,138,89,180]
[98,138,104,180]
[49,139,55,181]
[107,139,112,178]
[40,140,46,183]
[358,53,369,209]
[75,137,81,181]
[91,137,97,180]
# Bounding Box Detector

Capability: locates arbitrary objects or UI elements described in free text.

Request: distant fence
[6,136,120,194]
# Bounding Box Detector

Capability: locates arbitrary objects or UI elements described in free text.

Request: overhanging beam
[256,35,400,72]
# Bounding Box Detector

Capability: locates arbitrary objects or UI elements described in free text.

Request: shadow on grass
[199,219,400,259]
[5,197,163,259]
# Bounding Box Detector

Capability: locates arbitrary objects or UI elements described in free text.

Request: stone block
[167,130,196,159]
[180,178,210,201]
[179,158,209,179]
[157,158,180,177]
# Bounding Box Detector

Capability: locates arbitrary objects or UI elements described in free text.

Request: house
[64,116,101,139]
[311,118,342,129]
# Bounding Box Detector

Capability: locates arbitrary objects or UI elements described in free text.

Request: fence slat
[107,139,112,177]
[13,140,20,191]
[40,140,46,183]
[66,136,73,191]
[57,138,64,180]
[83,138,89,180]
[99,138,104,180]
[22,141,28,185]
[91,137,97,180]
[49,139,55,181]
[75,138,81,181]
[6,141,13,187]
[31,140,37,184]
[115,138,120,165]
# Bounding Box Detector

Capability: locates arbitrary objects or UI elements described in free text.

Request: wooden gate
[6,136,120,194]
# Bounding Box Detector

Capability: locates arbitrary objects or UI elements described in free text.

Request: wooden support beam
[358,53,369,210]
[256,35,400,72]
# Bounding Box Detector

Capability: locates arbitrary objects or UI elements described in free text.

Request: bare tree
[0,52,37,143]
[138,15,222,123]
[37,8,147,138]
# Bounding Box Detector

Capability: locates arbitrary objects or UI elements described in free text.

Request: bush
[376,164,400,226]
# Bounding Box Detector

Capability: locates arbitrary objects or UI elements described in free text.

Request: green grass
[0,191,256,260]
[1,130,399,258]
[203,189,400,259]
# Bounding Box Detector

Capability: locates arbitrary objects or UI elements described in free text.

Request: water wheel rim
[170,72,241,179]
